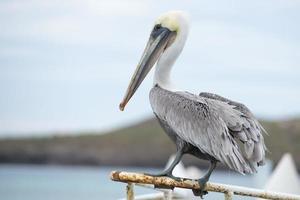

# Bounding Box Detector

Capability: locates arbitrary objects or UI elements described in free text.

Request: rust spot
[111,171,121,181]
[154,184,174,190]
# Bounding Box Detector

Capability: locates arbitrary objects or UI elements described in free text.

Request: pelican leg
[192,161,217,198]
[144,147,184,181]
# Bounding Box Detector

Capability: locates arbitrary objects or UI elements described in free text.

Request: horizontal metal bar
[110,171,300,200]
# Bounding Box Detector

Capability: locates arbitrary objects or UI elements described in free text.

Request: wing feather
[199,92,267,166]
[150,87,258,174]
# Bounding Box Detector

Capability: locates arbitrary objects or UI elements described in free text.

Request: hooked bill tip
[119,102,125,111]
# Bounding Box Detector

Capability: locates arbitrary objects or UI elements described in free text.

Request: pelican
[119,11,267,197]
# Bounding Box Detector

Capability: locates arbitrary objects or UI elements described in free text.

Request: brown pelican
[119,10,267,197]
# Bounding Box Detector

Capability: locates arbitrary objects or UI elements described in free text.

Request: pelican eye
[154,24,161,31]
[151,24,164,38]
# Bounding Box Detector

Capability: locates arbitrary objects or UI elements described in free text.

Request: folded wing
[150,87,266,174]
[199,92,267,167]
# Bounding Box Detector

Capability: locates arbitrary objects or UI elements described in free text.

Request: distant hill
[0,117,299,170]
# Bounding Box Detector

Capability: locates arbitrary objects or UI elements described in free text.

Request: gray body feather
[150,85,267,174]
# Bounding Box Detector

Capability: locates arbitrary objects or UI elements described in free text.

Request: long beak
[119,27,176,111]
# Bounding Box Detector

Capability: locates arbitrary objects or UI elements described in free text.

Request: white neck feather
[153,14,189,91]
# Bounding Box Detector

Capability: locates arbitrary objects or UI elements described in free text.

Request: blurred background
[0,0,299,199]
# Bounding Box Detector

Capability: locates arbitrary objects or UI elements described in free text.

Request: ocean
[0,164,272,200]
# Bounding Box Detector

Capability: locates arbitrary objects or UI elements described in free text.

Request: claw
[143,172,168,177]
[192,178,209,198]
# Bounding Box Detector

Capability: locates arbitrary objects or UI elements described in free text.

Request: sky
[0,0,300,137]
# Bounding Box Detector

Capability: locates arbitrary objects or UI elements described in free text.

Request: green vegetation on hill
[0,117,299,170]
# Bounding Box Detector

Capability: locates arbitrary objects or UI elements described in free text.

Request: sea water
[0,164,272,200]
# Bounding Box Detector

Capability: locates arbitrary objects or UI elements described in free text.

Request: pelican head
[119,10,189,111]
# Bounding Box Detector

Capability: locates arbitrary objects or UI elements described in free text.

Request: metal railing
[110,171,300,200]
